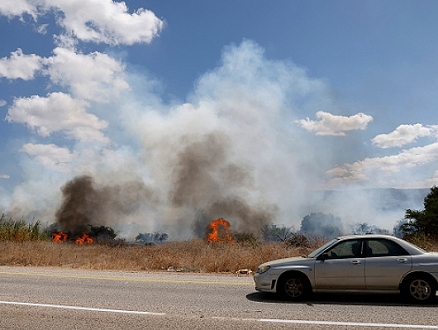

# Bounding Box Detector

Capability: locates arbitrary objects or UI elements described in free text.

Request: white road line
[259,318,438,329]
[0,270,252,286]
[213,317,438,329]
[3,301,437,328]
[0,300,165,316]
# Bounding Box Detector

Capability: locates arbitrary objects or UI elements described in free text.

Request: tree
[393,219,414,237]
[351,222,389,235]
[261,224,294,242]
[89,225,117,241]
[401,186,438,238]
[300,212,343,239]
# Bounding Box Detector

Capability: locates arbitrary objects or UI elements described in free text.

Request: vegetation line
[1,186,438,273]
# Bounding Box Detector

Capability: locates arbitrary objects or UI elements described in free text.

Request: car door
[364,238,412,290]
[314,239,365,290]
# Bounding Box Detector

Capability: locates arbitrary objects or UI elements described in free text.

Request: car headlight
[256,265,270,274]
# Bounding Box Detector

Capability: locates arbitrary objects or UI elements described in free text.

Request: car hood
[262,256,311,268]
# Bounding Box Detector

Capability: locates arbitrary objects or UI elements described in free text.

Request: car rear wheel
[402,275,436,303]
[277,273,310,301]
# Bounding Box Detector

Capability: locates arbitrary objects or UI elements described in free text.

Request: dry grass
[1,239,437,274]
[0,240,314,273]
[403,234,438,252]
[1,216,437,274]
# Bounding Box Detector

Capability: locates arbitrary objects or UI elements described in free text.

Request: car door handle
[397,258,408,263]
[351,260,361,265]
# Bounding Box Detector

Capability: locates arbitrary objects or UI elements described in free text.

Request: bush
[135,232,169,244]
[284,233,310,248]
[233,232,260,248]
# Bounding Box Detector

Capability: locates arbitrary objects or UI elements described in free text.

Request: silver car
[254,234,438,303]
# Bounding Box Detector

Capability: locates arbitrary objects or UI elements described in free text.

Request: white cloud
[0,0,38,19]
[0,1,163,45]
[45,0,164,45]
[0,46,129,101]
[295,110,373,136]
[0,99,6,107]
[20,143,76,172]
[420,170,438,189]
[47,47,129,101]
[36,23,48,34]
[6,92,109,142]
[0,174,10,179]
[326,142,438,187]
[371,123,438,148]
[0,48,45,80]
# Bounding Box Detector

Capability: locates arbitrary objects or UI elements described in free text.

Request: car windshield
[306,238,339,258]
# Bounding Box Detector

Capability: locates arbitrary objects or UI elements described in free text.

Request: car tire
[277,273,310,301]
[402,275,437,304]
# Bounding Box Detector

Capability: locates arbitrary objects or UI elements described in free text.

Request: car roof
[337,234,395,240]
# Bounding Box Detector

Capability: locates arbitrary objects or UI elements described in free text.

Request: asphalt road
[0,266,437,329]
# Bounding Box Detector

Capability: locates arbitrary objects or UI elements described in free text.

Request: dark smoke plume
[55,175,97,236]
[54,131,279,239]
[169,132,278,235]
[208,197,278,233]
[55,175,154,237]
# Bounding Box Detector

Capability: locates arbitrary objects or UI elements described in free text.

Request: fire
[206,218,234,243]
[75,233,94,244]
[52,231,94,244]
[52,231,68,242]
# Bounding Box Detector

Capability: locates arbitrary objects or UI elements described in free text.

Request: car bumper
[253,272,277,293]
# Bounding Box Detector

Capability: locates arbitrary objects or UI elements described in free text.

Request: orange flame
[75,233,94,244]
[206,218,234,243]
[52,231,68,242]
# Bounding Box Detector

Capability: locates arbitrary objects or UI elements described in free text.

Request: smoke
[3,40,427,239]
[55,175,95,235]
[167,132,278,232]
[54,175,155,237]
[54,131,278,237]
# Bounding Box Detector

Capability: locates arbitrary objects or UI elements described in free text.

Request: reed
[0,214,47,242]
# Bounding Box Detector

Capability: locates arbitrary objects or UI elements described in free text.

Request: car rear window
[366,239,408,257]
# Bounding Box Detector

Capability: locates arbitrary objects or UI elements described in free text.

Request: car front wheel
[277,273,310,301]
[402,275,436,303]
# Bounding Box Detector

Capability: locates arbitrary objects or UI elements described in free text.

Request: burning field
[51,218,234,245]
[52,231,93,244]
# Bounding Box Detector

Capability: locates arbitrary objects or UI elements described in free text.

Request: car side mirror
[317,253,329,261]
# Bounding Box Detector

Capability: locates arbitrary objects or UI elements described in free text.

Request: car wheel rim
[409,279,432,301]
[285,278,304,298]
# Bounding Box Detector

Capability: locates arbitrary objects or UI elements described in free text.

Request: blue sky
[0,1,437,237]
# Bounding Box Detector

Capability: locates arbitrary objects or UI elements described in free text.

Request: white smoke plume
[2,38,426,239]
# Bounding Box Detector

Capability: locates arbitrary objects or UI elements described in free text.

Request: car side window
[325,239,362,259]
[366,239,408,257]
